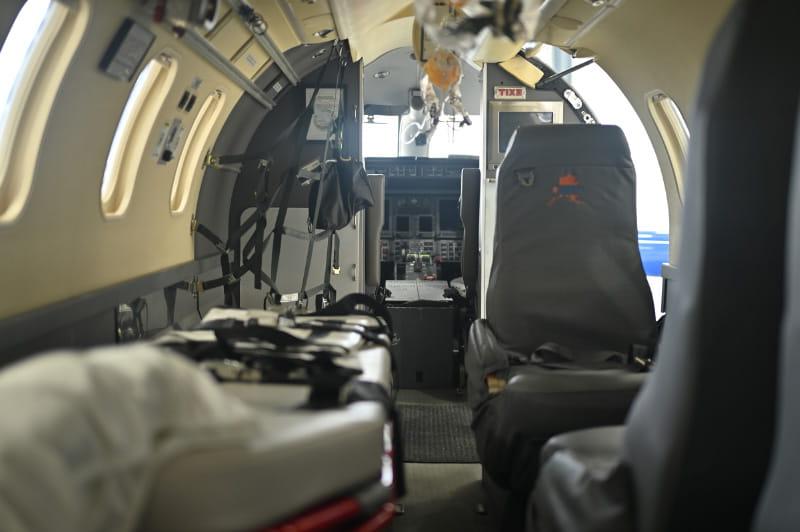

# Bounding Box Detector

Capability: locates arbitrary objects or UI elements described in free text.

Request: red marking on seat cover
[547,174,585,206]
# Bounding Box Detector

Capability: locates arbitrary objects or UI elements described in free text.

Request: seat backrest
[754,104,800,532]
[486,124,654,356]
[622,1,799,530]
[460,168,481,299]
[364,174,385,291]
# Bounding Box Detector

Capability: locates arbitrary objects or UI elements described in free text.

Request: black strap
[270,44,337,285]
[308,293,394,338]
[293,44,348,308]
[165,336,360,409]
[527,342,637,371]
[164,285,178,327]
[212,111,310,168]
[288,318,391,350]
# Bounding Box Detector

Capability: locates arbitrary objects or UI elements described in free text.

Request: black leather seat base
[465,319,644,529]
[528,427,634,532]
[473,366,643,496]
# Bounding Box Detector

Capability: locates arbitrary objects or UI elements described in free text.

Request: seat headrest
[503,124,633,170]
[487,124,654,357]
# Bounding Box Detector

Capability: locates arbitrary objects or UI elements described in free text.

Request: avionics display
[396,215,410,233]
[419,215,433,233]
[498,111,554,152]
[438,199,461,232]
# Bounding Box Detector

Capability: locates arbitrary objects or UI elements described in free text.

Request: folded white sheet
[0,345,258,532]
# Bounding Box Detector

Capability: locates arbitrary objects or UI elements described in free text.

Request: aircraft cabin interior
[0,0,797,531]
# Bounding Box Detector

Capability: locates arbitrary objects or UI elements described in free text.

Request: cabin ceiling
[330,0,414,63]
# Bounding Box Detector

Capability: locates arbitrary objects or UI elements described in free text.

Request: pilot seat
[465,124,657,527]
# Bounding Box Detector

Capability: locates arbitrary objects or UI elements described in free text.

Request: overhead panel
[358,17,415,65]
[207,10,252,60]
[204,5,233,36]
[203,1,302,82]
[534,0,625,49]
[303,14,338,43]
[233,37,271,78]
[287,0,331,20]
[330,0,412,40]
[282,0,339,43]
[252,0,303,50]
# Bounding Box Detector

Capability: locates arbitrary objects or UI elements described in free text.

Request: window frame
[170,89,226,214]
[101,52,178,218]
[0,0,81,223]
[647,91,690,203]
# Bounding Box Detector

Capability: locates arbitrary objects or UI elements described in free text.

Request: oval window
[101,53,178,217]
[0,0,75,222]
[648,91,690,202]
[170,89,226,213]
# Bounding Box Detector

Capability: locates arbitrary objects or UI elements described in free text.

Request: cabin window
[537,45,670,314]
[364,113,483,158]
[428,114,482,157]
[170,89,226,213]
[0,0,71,222]
[101,53,178,218]
[363,115,400,157]
[648,91,689,202]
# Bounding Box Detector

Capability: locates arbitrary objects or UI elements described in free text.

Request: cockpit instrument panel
[366,157,477,282]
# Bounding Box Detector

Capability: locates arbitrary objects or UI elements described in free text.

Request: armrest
[540,426,626,466]
[465,319,524,409]
[532,426,634,532]
[507,365,646,395]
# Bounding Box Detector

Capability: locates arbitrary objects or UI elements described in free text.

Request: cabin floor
[391,389,493,532]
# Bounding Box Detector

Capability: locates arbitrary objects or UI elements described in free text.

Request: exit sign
[494,86,526,99]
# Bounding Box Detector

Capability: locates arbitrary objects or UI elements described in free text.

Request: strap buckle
[280,293,300,304]
[516,169,535,187]
[189,277,204,296]
[628,344,654,371]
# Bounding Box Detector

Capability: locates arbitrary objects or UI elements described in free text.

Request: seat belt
[293,44,347,309]
[269,43,338,289]
[192,171,277,307]
[186,42,339,308]
[528,342,634,371]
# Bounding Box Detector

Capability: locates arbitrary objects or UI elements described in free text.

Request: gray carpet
[391,463,491,532]
[399,401,479,463]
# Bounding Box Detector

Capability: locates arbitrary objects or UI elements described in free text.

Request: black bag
[308,159,375,230]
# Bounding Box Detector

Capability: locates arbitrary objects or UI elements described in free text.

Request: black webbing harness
[179,41,346,312]
[273,42,348,310]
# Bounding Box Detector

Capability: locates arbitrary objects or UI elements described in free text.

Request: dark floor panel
[391,463,493,532]
[397,388,465,405]
[399,402,479,463]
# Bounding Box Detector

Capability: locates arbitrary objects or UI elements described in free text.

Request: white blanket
[0,345,258,532]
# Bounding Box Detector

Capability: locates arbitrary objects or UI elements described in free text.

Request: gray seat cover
[487,125,654,357]
[621,1,798,529]
[466,126,653,528]
[460,168,481,300]
[753,90,800,532]
[532,2,799,528]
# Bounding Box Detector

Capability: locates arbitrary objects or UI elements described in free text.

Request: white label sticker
[494,86,526,100]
